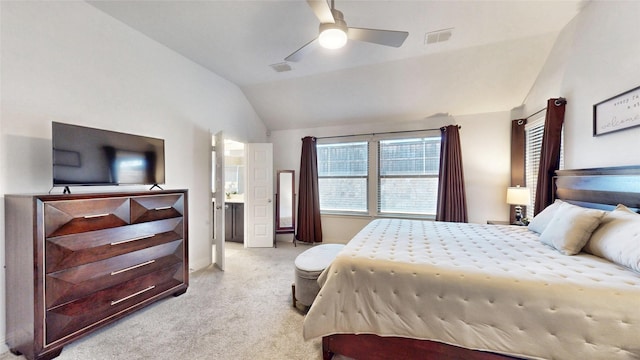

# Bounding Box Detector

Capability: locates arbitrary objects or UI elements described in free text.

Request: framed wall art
[593,85,640,136]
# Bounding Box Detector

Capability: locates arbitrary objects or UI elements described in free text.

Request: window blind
[525,119,544,219]
[316,133,441,218]
[525,117,564,219]
[317,142,368,212]
[378,137,440,215]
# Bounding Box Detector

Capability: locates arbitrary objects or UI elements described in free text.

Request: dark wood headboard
[554,165,640,212]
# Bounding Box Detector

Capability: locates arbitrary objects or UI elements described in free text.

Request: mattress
[303,219,640,360]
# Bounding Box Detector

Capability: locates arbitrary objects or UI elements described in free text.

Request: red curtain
[295,136,322,243]
[534,98,567,215]
[510,119,527,223]
[436,125,468,223]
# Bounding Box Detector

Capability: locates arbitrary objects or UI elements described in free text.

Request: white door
[245,143,274,247]
[213,132,226,270]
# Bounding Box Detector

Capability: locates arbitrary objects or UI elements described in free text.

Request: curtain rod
[524,97,567,120]
[314,125,461,140]
[525,107,546,120]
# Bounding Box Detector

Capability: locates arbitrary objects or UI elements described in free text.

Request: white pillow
[527,199,563,234]
[584,204,640,272]
[539,201,606,255]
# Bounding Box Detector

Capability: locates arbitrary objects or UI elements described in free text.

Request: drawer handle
[110,235,154,246]
[110,285,155,306]
[155,206,172,211]
[84,213,110,219]
[110,260,156,276]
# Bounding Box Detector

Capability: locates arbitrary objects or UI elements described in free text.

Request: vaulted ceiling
[88,0,582,131]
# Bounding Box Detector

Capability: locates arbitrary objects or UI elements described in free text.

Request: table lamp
[506,186,531,225]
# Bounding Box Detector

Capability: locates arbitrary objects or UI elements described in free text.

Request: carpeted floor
[1,241,324,360]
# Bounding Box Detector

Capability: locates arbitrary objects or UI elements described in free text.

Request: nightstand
[487,220,527,226]
[487,220,512,225]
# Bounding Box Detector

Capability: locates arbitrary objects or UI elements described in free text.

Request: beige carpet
[1,241,325,360]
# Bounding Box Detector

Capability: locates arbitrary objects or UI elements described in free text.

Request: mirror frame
[276,170,295,234]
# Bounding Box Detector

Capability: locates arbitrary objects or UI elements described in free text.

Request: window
[317,133,441,218]
[525,119,544,219]
[378,137,440,215]
[525,118,564,219]
[317,142,368,212]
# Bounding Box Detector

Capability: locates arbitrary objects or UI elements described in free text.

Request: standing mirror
[276,170,295,233]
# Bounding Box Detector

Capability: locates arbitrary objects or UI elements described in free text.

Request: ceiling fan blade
[348,27,409,47]
[285,37,320,62]
[306,0,335,24]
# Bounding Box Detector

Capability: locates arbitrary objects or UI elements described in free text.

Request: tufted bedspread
[303,219,640,360]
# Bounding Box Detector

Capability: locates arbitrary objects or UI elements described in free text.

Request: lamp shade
[506,186,531,206]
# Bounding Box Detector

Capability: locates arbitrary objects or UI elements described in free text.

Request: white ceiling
[88,0,583,131]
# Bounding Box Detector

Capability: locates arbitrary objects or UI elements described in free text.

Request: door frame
[212,131,226,270]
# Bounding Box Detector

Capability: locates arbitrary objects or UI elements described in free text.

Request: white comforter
[303,219,640,359]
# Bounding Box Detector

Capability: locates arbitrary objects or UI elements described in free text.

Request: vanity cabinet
[225,202,244,243]
[5,190,188,360]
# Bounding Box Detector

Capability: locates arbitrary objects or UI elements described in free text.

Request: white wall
[519,0,640,169]
[271,111,512,243]
[0,1,266,351]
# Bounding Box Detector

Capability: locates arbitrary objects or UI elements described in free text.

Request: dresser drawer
[46,217,184,273]
[45,263,184,345]
[46,240,183,308]
[44,198,131,237]
[130,193,184,224]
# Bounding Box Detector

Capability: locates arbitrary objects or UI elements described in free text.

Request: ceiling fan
[285,0,409,62]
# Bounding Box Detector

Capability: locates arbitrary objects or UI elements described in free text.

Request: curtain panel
[436,125,468,223]
[534,98,567,215]
[296,136,322,243]
[510,119,527,223]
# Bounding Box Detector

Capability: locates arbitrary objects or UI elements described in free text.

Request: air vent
[425,28,453,45]
[270,62,292,73]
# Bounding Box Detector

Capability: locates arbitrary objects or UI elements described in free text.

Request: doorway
[212,136,274,268]
[212,136,246,270]
[222,139,246,245]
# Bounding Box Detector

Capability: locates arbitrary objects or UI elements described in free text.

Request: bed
[303,166,640,360]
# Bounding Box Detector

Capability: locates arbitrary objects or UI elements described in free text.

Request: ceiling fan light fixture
[318,23,348,49]
[285,2,409,61]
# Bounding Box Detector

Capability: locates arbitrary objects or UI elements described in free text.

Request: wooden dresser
[4,190,188,360]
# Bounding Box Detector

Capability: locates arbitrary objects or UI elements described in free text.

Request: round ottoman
[293,243,345,309]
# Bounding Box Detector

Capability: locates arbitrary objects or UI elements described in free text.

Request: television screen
[52,122,165,187]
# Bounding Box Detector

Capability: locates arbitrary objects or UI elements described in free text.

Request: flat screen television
[52,122,165,189]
